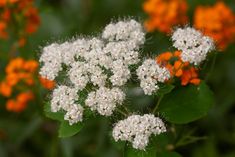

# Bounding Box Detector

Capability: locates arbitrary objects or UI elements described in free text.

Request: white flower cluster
[136,59,170,95]
[51,85,83,125]
[112,114,166,150]
[102,19,145,45]
[39,19,217,149]
[172,27,214,65]
[85,87,125,116]
[39,19,145,86]
[39,19,145,121]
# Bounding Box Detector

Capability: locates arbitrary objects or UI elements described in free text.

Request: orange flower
[0,58,37,98]
[0,21,8,39]
[143,0,188,33]
[156,52,173,62]
[6,73,19,86]
[0,0,18,7]
[6,92,34,112]
[156,51,201,86]
[0,81,12,97]
[24,7,40,34]
[0,0,40,43]
[0,58,55,112]
[39,76,55,90]
[23,60,38,72]
[6,57,24,74]
[194,2,235,50]
[6,99,26,112]
[18,37,26,47]
[174,60,183,77]
[1,9,11,21]
[17,91,34,103]
[181,67,201,86]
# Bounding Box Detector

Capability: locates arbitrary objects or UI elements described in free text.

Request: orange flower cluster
[6,92,34,112]
[0,58,55,112]
[0,58,38,97]
[0,0,18,7]
[156,51,201,86]
[143,0,188,33]
[39,76,55,90]
[194,2,235,50]
[0,0,40,46]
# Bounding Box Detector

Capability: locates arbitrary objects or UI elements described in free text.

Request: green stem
[175,136,207,148]
[116,108,128,117]
[206,52,217,81]
[122,105,130,114]
[153,95,164,114]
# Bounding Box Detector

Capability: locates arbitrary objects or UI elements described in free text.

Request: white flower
[83,38,104,63]
[59,41,76,65]
[110,60,131,86]
[104,41,140,65]
[136,59,170,95]
[140,79,159,95]
[39,19,147,126]
[87,64,107,87]
[39,43,63,80]
[132,134,149,150]
[172,27,214,65]
[68,61,89,90]
[112,114,166,150]
[64,104,84,125]
[51,86,77,112]
[102,19,145,46]
[85,87,125,116]
[85,91,97,111]
[71,38,90,59]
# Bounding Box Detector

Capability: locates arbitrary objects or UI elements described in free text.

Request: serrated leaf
[59,121,83,138]
[44,103,64,121]
[158,81,214,124]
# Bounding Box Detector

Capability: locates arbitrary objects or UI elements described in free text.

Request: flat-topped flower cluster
[39,19,214,150]
[113,114,166,150]
[40,19,146,125]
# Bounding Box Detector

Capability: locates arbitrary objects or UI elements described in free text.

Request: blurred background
[0,0,235,157]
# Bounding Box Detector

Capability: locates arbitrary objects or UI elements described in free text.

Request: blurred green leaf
[153,133,174,150]
[158,81,214,124]
[59,121,83,138]
[110,138,126,151]
[125,146,156,157]
[16,116,43,144]
[124,141,160,157]
[44,103,64,121]
[157,151,182,157]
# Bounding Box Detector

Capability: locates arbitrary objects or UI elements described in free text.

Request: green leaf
[158,81,214,124]
[157,151,182,157]
[124,145,157,157]
[155,84,175,96]
[44,103,64,121]
[153,133,173,150]
[59,121,83,138]
[110,138,126,151]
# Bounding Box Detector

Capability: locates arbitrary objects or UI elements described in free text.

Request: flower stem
[206,52,217,81]
[116,108,128,117]
[153,95,164,114]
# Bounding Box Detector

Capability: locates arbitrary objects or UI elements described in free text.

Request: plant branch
[153,95,164,114]
[116,108,128,117]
